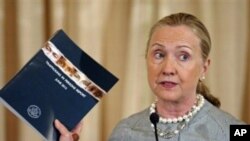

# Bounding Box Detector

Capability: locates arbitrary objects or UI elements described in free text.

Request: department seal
[27,105,41,119]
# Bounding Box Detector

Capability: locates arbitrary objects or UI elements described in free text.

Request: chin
[155,91,181,102]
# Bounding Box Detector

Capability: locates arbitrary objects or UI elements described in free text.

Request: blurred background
[0,0,249,141]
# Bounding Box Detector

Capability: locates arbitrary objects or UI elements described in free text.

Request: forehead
[149,25,200,48]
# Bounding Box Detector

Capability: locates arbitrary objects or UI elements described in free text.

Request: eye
[154,51,165,59]
[179,53,190,61]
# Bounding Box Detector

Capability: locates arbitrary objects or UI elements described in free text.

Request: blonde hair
[146,12,221,107]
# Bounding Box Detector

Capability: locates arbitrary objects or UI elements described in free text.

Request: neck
[156,94,197,118]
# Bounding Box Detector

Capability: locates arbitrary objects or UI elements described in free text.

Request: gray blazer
[109,99,244,141]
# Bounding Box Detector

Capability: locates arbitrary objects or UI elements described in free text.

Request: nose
[162,56,176,76]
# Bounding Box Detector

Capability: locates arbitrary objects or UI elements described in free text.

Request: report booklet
[0,29,118,141]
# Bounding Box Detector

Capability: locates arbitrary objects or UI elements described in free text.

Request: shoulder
[112,108,150,130]
[189,100,245,140]
[204,100,245,126]
[108,108,151,141]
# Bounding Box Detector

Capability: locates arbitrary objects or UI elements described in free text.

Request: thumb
[54,119,71,137]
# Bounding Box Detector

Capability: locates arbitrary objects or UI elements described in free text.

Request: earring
[200,76,205,81]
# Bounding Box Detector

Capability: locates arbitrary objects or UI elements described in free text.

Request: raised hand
[55,119,83,141]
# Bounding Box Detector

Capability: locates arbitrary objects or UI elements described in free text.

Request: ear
[201,58,210,77]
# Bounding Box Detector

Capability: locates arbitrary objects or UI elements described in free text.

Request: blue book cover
[0,29,119,141]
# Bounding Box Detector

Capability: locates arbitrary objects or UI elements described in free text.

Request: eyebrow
[151,43,193,51]
[151,43,165,48]
[176,45,193,51]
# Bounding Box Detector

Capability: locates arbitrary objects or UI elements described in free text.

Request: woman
[56,12,244,141]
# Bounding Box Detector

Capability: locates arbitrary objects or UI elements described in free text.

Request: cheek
[180,63,202,83]
[147,63,154,80]
[147,62,159,84]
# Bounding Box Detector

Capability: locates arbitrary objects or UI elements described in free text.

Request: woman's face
[146,25,210,102]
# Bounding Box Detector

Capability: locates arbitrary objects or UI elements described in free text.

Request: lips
[159,81,177,89]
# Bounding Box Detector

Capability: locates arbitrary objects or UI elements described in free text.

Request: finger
[54,119,71,136]
[72,133,80,141]
[72,121,83,134]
